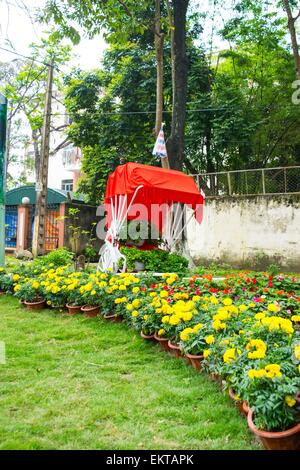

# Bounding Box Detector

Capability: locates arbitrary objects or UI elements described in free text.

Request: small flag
[152,123,168,159]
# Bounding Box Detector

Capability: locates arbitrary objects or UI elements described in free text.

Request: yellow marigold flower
[13,274,21,281]
[126,303,133,311]
[158,328,165,336]
[203,349,210,358]
[285,396,296,407]
[246,339,267,359]
[162,315,170,324]
[294,344,300,361]
[119,285,126,291]
[223,348,237,363]
[298,364,300,373]
[222,298,233,306]
[91,290,96,296]
[291,315,300,322]
[248,302,256,308]
[239,304,248,312]
[192,295,201,302]
[264,364,282,378]
[132,299,140,309]
[169,315,181,326]
[239,330,245,335]
[248,369,257,379]
[205,335,215,345]
[180,327,194,342]
[47,300,52,306]
[132,310,139,317]
[212,319,226,330]
[193,323,203,332]
[267,303,279,313]
[143,314,148,320]
[182,311,193,322]
[132,286,140,293]
[209,296,219,304]
[160,291,168,298]
[14,284,21,292]
[254,312,266,321]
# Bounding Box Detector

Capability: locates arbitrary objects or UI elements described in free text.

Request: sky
[0,0,107,70]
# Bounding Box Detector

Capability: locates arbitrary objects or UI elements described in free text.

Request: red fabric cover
[105,162,203,208]
[104,162,204,232]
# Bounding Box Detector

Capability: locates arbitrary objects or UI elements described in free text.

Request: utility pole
[32,63,53,258]
[0,94,7,267]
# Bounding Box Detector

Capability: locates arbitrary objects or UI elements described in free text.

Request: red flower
[252,278,257,284]
[268,276,273,280]
[267,281,273,287]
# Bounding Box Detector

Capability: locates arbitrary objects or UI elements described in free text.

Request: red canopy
[105,162,204,207]
[104,162,204,233]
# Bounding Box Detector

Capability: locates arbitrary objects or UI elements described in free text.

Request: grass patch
[0,295,260,450]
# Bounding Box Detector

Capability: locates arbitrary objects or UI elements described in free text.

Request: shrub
[120,247,188,273]
[34,248,74,268]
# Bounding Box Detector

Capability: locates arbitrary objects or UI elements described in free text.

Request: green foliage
[120,247,188,274]
[34,248,74,268]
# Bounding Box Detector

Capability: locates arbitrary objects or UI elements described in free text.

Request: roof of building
[5,185,85,206]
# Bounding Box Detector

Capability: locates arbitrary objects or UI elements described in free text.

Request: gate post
[16,205,30,251]
[58,203,66,248]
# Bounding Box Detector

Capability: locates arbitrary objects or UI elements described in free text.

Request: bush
[120,247,189,274]
[34,248,74,268]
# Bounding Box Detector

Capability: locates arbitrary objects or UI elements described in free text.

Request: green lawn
[0,295,260,450]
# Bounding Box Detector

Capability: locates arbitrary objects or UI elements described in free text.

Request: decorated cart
[98,162,204,272]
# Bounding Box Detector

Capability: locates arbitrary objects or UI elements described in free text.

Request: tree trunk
[166,0,189,170]
[282,0,300,80]
[166,0,175,104]
[155,0,169,169]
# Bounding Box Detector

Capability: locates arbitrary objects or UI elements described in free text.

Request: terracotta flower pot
[24,299,46,310]
[81,305,99,317]
[19,299,25,305]
[66,304,83,315]
[140,330,155,341]
[154,332,170,351]
[103,312,123,322]
[247,408,300,450]
[210,372,222,384]
[168,340,182,358]
[186,353,204,370]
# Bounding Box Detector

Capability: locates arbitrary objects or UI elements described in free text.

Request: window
[61,179,74,192]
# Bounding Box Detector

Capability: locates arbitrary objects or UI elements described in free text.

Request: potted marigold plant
[66,287,85,314]
[245,364,300,450]
[14,280,45,310]
[179,324,212,370]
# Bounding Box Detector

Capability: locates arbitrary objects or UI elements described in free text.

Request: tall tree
[41,0,191,170]
[166,0,189,170]
[282,0,300,80]
[1,36,72,183]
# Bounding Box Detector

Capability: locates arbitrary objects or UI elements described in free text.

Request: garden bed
[1,262,300,449]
